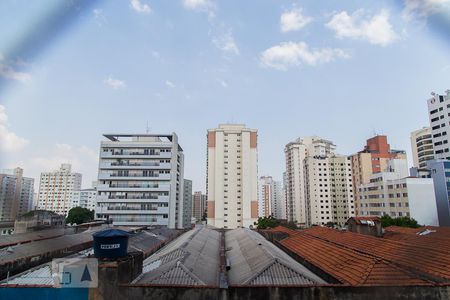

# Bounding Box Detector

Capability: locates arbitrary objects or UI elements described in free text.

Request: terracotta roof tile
[267,226,449,286]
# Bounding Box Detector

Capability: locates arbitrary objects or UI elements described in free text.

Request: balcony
[96,183,171,191]
[98,162,171,169]
[95,207,169,215]
[100,151,172,159]
[96,195,170,203]
[98,173,171,180]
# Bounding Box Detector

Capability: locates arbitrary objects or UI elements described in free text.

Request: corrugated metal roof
[0,228,65,249]
[135,227,221,286]
[0,264,53,286]
[225,229,326,286]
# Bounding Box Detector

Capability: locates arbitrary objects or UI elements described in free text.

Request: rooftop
[266,226,450,286]
[225,228,325,286]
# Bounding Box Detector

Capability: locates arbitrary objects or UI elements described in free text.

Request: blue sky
[0,0,449,192]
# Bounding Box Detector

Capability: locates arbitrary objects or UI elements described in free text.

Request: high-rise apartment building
[192,191,206,222]
[95,133,185,228]
[358,159,438,226]
[304,155,355,227]
[410,127,434,169]
[38,164,82,216]
[257,176,283,219]
[426,159,450,226]
[183,179,192,228]
[206,124,258,229]
[71,188,97,210]
[284,137,336,225]
[428,90,450,159]
[351,135,407,213]
[0,168,34,221]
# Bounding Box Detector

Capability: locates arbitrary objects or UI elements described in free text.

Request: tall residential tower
[95,133,185,228]
[206,124,258,229]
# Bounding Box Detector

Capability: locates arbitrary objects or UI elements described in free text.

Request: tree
[255,215,280,229]
[66,207,94,225]
[380,215,420,228]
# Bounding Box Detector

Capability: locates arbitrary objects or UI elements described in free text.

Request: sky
[0,0,449,193]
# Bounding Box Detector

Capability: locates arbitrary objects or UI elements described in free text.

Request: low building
[346,217,382,237]
[14,210,65,234]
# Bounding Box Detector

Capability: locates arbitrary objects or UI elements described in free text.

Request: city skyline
[1,1,450,192]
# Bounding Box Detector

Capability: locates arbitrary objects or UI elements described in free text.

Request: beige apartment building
[304,155,355,227]
[351,136,407,213]
[206,124,258,229]
[410,127,434,169]
[38,164,82,216]
[284,137,336,225]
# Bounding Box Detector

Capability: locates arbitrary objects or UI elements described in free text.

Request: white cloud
[259,41,349,71]
[0,64,32,83]
[402,0,450,20]
[0,105,29,152]
[165,80,176,88]
[280,7,313,32]
[183,0,212,10]
[217,78,228,88]
[130,0,151,14]
[326,9,398,46]
[103,76,126,89]
[93,9,107,26]
[212,31,240,55]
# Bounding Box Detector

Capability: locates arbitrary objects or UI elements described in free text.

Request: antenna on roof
[146,121,150,134]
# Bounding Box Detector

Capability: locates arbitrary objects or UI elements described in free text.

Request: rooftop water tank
[93,229,130,259]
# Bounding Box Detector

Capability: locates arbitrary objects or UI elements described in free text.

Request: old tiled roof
[383,226,450,251]
[268,226,450,286]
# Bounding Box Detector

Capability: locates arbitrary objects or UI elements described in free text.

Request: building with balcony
[71,188,97,210]
[427,90,450,159]
[206,124,258,229]
[37,164,81,216]
[95,133,185,228]
[192,191,206,222]
[0,168,34,222]
[410,127,434,169]
[257,176,284,219]
[183,179,192,228]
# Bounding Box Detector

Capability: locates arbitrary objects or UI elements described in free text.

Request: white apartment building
[38,164,82,216]
[428,90,450,159]
[183,179,192,228]
[304,155,355,227]
[284,137,336,225]
[410,127,434,169]
[206,124,258,229]
[95,133,185,228]
[71,188,97,210]
[358,159,438,225]
[257,176,284,219]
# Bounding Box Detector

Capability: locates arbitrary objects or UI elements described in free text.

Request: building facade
[37,164,81,216]
[192,191,206,222]
[71,188,97,210]
[426,159,450,226]
[284,137,336,225]
[0,168,34,221]
[95,133,185,228]
[304,155,355,227]
[428,90,450,160]
[358,160,438,226]
[183,179,192,228]
[351,135,407,213]
[410,127,434,169]
[206,124,258,229]
[257,176,284,219]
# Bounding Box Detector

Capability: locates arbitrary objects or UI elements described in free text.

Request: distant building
[426,159,450,227]
[71,188,97,210]
[257,176,285,220]
[427,90,450,159]
[206,124,258,229]
[304,155,355,227]
[192,191,206,222]
[37,164,82,216]
[183,179,192,228]
[351,135,407,214]
[284,136,336,226]
[95,133,185,228]
[358,159,438,226]
[410,127,434,169]
[0,168,34,222]
[14,210,65,234]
